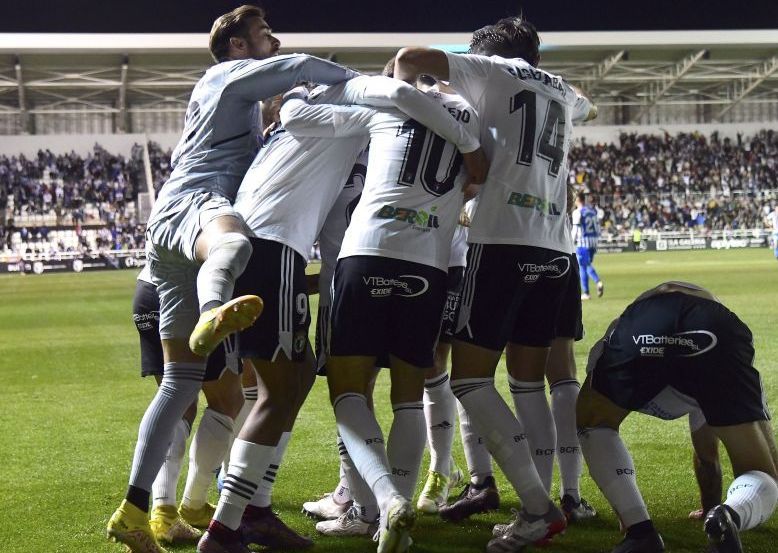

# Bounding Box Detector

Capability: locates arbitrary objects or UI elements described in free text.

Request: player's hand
[462,147,489,186]
[689,508,705,520]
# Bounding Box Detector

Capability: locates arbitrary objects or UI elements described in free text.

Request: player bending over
[577,281,778,553]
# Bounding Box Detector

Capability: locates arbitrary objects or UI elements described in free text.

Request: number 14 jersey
[339,91,479,272]
[445,52,592,253]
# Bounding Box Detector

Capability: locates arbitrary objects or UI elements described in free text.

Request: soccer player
[108,6,361,552]
[577,281,778,553]
[766,204,778,261]
[132,266,240,542]
[197,76,485,553]
[395,16,598,552]
[572,192,603,299]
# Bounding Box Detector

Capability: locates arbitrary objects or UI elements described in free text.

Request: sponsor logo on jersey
[507,192,562,216]
[517,256,570,282]
[633,330,718,358]
[362,275,430,298]
[376,204,440,231]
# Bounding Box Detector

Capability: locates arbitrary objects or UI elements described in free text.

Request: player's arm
[279,90,377,139]
[395,49,491,109]
[335,75,480,154]
[569,83,598,122]
[224,54,359,102]
[394,47,450,82]
[689,420,722,518]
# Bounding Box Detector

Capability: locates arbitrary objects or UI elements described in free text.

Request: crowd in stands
[569,129,778,234]
[1,130,777,259]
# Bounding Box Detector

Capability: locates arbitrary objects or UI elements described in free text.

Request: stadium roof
[0,30,776,128]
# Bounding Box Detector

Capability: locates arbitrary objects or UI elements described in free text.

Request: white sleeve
[568,83,593,123]
[444,52,492,108]
[279,98,376,138]
[321,76,480,153]
[571,209,582,226]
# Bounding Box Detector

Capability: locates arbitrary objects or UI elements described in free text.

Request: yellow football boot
[107,500,168,553]
[189,295,263,356]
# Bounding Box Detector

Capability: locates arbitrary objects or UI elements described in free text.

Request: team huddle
[107,6,778,553]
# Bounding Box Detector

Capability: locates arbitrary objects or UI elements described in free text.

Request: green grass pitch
[1,248,777,553]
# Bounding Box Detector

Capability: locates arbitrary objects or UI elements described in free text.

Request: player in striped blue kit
[572,193,603,300]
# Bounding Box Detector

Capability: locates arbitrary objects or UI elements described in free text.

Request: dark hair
[577,192,586,203]
[468,16,540,66]
[417,74,436,87]
[382,56,396,77]
[209,4,266,63]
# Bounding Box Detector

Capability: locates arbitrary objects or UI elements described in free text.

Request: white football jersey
[448,198,477,268]
[318,150,369,306]
[445,53,592,253]
[234,84,371,259]
[339,92,480,271]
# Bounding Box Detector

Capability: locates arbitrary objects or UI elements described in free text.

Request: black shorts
[132,279,236,381]
[455,244,572,350]
[439,266,465,344]
[554,255,584,341]
[234,238,311,362]
[589,292,769,427]
[329,256,447,368]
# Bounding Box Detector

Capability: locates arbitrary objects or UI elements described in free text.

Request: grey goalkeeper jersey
[149,54,358,225]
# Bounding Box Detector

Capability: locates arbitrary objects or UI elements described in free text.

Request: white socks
[724,471,778,531]
[424,374,457,476]
[215,439,276,530]
[338,434,378,521]
[456,401,492,484]
[250,431,291,508]
[152,418,191,508]
[579,427,649,527]
[222,385,257,476]
[451,378,549,515]
[334,393,398,511]
[183,408,234,510]
[551,379,583,501]
[388,401,426,499]
[508,376,556,493]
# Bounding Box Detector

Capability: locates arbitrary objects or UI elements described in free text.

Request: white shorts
[146,191,242,340]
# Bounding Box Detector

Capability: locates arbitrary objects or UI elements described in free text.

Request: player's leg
[438,400,499,522]
[576,248,591,299]
[109,253,207,553]
[219,361,258,489]
[132,277,202,544]
[417,345,458,513]
[547,338,596,522]
[588,248,603,296]
[688,415,722,520]
[190,209,261,357]
[316,371,381,537]
[201,239,314,552]
[577,377,664,553]
[180,347,242,527]
[703,422,778,552]
[451,245,562,551]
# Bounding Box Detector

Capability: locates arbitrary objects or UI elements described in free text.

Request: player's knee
[209,231,253,277]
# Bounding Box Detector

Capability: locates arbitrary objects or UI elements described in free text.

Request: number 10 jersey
[339,91,480,272]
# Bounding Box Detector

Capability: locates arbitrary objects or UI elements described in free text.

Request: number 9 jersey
[444,52,592,254]
[338,91,480,272]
